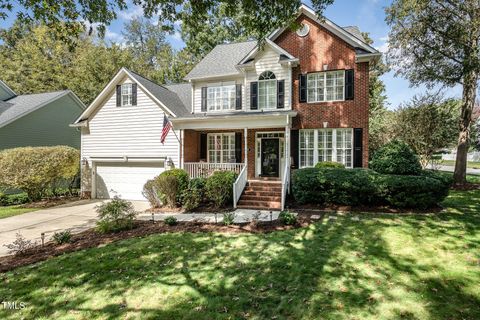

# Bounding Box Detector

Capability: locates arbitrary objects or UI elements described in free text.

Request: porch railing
[281,158,290,211]
[233,165,248,208]
[184,162,245,179]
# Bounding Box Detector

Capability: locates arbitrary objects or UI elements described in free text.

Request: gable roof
[237,38,299,66]
[0,80,16,101]
[164,83,192,111]
[73,68,190,125]
[342,26,366,43]
[184,41,257,81]
[0,90,85,128]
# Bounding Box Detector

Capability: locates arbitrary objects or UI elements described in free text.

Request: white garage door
[95,162,165,200]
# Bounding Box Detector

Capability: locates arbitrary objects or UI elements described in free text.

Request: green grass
[0,205,38,219]
[441,159,480,169]
[0,190,479,320]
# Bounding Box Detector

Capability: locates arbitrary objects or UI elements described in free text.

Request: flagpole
[169,117,183,168]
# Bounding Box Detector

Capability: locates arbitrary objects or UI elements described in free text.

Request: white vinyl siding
[207,133,235,163]
[246,47,291,110]
[80,76,179,166]
[207,85,236,111]
[307,70,345,102]
[300,128,353,168]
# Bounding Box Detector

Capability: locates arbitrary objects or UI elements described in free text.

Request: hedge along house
[72,4,380,210]
[0,80,85,150]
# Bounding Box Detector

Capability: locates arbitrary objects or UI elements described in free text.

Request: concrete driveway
[0,200,150,257]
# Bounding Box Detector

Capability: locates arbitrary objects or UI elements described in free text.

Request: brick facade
[275,15,370,167]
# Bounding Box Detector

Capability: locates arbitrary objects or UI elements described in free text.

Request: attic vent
[296,24,310,37]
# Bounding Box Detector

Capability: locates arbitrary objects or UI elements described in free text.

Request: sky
[0,0,462,109]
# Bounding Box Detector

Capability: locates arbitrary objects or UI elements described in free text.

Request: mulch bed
[0,213,319,273]
[20,197,80,209]
[287,202,444,215]
[146,204,235,213]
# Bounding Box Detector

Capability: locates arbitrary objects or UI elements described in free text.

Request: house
[72,4,380,209]
[0,80,86,149]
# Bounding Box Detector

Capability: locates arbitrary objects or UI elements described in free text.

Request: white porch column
[285,116,291,165]
[244,128,248,165]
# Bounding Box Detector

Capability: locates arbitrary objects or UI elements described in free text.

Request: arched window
[258,71,276,109]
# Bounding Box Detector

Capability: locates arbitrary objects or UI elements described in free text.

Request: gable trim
[237,39,298,66]
[72,68,177,125]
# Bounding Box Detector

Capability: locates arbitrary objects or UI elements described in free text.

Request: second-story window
[121,83,133,106]
[207,85,236,111]
[258,71,277,109]
[307,70,344,102]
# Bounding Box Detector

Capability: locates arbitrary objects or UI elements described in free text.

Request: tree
[386,0,480,184]
[0,1,333,46]
[393,93,460,167]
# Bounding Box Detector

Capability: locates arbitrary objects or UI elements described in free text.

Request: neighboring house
[0,80,86,150]
[72,4,380,209]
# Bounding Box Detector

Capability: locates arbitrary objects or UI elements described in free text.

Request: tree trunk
[453,70,477,184]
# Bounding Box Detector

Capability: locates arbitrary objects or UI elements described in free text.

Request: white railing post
[184,162,245,179]
[233,165,248,208]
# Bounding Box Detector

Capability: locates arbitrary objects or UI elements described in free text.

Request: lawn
[0,191,479,319]
[441,159,480,169]
[0,205,38,219]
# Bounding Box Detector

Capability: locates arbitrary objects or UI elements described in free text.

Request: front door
[261,138,280,177]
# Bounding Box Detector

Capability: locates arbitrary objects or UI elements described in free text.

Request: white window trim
[306,70,345,103]
[121,83,133,107]
[299,128,353,168]
[207,133,236,163]
[206,84,236,112]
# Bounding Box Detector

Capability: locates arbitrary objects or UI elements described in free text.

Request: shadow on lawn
[1,190,479,319]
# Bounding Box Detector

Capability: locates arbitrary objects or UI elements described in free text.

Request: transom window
[258,71,277,109]
[207,85,236,111]
[300,128,353,168]
[307,70,344,102]
[207,133,236,163]
[121,83,133,106]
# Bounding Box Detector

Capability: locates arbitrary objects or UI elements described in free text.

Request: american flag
[160,114,172,144]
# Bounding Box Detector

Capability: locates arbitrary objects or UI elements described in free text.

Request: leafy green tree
[393,93,460,167]
[386,0,480,184]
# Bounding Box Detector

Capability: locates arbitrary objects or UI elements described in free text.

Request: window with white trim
[207,133,236,163]
[300,128,353,168]
[121,83,133,106]
[207,85,236,111]
[258,71,277,109]
[307,70,344,102]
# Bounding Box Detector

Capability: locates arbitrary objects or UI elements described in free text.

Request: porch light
[323,122,328,128]
[81,157,88,166]
[323,64,328,71]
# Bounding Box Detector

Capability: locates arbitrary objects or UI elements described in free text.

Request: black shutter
[116,85,121,107]
[353,128,363,168]
[345,69,354,100]
[131,83,137,106]
[299,74,307,103]
[235,132,242,163]
[250,81,258,110]
[201,87,207,112]
[200,133,207,161]
[277,80,285,109]
[290,130,299,169]
[235,84,242,110]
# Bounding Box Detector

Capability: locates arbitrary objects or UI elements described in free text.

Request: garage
[94,162,165,200]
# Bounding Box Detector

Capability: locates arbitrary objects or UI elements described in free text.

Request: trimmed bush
[96,196,137,233]
[370,140,422,175]
[142,179,162,208]
[159,169,189,202]
[0,146,80,201]
[155,175,178,208]
[292,167,450,209]
[315,161,345,169]
[205,171,237,208]
[1,193,29,206]
[181,178,206,211]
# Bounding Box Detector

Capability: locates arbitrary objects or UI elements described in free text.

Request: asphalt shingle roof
[164,83,192,111]
[184,40,257,80]
[127,70,190,117]
[0,91,68,127]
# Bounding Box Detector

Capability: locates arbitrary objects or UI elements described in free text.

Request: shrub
[315,161,345,169]
[159,169,189,203]
[223,212,235,225]
[3,233,37,256]
[292,167,450,209]
[279,211,297,225]
[370,140,422,175]
[205,171,237,208]
[52,230,72,244]
[0,192,30,206]
[142,179,162,208]
[0,192,7,206]
[181,178,206,211]
[96,196,137,233]
[164,216,178,226]
[155,175,178,208]
[0,146,80,201]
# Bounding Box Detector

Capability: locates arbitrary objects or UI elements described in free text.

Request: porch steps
[237,180,282,210]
